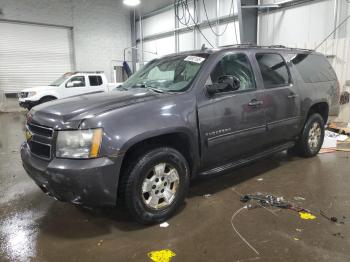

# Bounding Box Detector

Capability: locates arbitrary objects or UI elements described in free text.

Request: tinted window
[291,53,337,83]
[89,75,103,86]
[66,76,85,88]
[256,53,290,88]
[209,53,256,93]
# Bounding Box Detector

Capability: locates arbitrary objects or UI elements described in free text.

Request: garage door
[0,22,74,93]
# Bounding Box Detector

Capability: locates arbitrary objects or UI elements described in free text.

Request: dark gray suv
[21,45,340,224]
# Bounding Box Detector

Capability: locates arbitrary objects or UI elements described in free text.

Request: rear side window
[291,53,337,83]
[89,75,103,86]
[256,53,290,88]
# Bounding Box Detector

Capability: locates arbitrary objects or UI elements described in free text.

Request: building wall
[136,0,240,63]
[258,0,350,47]
[0,0,131,81]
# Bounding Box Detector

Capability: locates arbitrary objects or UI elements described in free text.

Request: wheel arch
[39,95,58,102]
[119,130,198,185]
[306,101,329,124]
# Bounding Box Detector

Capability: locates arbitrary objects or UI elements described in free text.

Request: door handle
[248,99,263,106]
[287,94,299,99]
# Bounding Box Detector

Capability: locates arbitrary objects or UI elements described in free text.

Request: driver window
[208,53,256,93]
[66,76,85,88]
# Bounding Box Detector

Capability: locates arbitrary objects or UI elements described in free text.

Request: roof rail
[218,43,314,52]
[73,71,104,74]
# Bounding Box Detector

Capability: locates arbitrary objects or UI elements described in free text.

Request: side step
[199,141,295,176]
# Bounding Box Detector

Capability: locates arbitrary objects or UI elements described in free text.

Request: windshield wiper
[147,87,165,93]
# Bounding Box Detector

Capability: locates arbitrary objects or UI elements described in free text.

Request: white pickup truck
[18,71,121,110]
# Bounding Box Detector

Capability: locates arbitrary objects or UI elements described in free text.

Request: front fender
[81,93,199,162]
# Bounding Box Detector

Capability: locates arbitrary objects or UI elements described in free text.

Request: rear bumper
[21,142,123,207]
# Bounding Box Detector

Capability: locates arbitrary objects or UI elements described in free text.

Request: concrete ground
[0,97,26,113]
[1,112,350,262]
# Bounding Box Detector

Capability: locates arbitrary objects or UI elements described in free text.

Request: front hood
[29,90,161,129]
[21,86,56,92]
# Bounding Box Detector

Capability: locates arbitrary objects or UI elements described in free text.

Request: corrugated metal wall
[0,22,74,93]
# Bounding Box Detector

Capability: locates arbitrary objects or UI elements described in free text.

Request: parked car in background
[21,45,340,224]
[18,71,120,110]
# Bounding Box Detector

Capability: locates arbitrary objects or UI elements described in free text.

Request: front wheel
[120,147,190,224]
[294,113,325,157]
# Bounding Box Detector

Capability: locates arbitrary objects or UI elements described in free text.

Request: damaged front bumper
[21,142,123,207]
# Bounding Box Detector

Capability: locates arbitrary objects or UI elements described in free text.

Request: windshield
[49,73,72,86]
[120,54,209,92]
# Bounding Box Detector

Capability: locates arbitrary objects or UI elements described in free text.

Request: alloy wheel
[141,163,180,210]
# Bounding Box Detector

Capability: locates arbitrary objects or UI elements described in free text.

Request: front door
[254,52,301,145]
[197,52,267,170]
[64,75,87,98]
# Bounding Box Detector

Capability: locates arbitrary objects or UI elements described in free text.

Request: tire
[294,113,325,157]
[119,147,190,224]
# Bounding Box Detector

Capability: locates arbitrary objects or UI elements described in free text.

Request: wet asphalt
[1,112,350,262]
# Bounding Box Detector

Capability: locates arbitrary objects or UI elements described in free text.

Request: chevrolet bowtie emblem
[25,129,33,141]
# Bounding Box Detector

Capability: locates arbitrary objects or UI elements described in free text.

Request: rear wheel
[294,113,325,157]
[119,147,190,224]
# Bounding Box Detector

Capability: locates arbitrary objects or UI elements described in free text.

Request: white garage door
[0,22,74,93]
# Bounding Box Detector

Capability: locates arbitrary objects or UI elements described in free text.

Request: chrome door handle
[248,100,263,106]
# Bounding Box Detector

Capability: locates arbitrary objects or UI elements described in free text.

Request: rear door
[197,52,267,170]
[88,75,106,93]
[254,52,301,145]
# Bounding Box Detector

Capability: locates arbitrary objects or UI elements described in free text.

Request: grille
[18,92,28,98]
[28,140,51,159]
[28,123,53,138]
[27,123,54,160]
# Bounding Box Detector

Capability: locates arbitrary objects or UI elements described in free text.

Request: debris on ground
[257,178,264,181]
[320,210,346,224]
[97,239,104,246]
[328,122,350,135]
[159,222,169,228]
[294,196,306,201]
[203,194,212,199]
[299,212,316,220]
[293,237,300,241]
[332,232,345,239]
[148,249,176,262]
[240,193,315,218]
[296,228,303,232]
[320,129,350,153]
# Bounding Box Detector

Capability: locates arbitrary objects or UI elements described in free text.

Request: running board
[199,141,295,176]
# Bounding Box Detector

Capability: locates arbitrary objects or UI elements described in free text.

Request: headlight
[56,129,103,159]
[28,91,37,97]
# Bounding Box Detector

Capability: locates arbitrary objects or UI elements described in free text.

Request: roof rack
[218,43,314,52]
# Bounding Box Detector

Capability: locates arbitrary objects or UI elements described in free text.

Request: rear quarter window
[291,53,337,83]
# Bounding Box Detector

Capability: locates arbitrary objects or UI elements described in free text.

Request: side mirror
[66,82,74,88]
[206,75,240,96]
[218,75,240,91]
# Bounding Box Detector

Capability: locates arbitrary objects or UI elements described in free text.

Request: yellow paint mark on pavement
[148,249,176,262]
[299,212,316,220]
